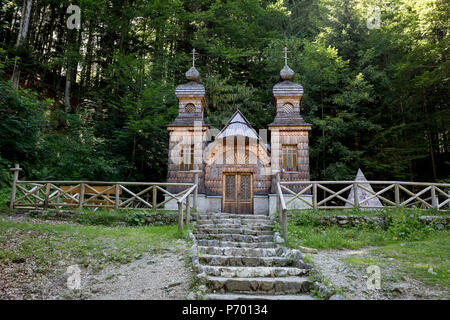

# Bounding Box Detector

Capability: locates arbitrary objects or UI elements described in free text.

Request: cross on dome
[191,48,198,67]
[280,46,294,81]
[284,46,289,66]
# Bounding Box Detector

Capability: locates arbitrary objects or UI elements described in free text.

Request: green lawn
[0,215,188,272]
[280,208,449,250]
[0,208,192,299]
[284,224,396,249]
[369,234,450,287]
[278,209,450,297]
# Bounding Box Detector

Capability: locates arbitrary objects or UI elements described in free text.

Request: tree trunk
[11,0,33,89]
[64,67,72,112]
[15,0,32,47]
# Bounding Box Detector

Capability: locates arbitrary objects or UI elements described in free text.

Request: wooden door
[223,173,253,214]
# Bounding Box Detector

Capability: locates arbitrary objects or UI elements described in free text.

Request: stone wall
[288,214,450,229]
[21,209,198,226]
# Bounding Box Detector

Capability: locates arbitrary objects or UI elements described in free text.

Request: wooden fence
[275,173,450,239]
[9,165,198,232]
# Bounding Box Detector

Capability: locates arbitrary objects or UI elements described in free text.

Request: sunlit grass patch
[343,256,379,266]
[370,232,450,287]
[0,216,187,272]
[283,224,394,250]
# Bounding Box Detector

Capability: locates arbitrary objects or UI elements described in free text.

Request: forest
[0,0,448,188]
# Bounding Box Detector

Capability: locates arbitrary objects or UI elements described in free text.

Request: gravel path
[312,248,385,300]
[86,246,190,300]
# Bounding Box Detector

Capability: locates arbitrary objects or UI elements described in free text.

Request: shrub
[75,210,125,226]
[125,211,149,226]
[388,212,434,240]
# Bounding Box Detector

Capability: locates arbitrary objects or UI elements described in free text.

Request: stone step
[199,254,298,267]
[205,293,316,300]
[207,276,312,295]
[194,227,273,236]
[195,233,274,243]
[199,214,270,220]
[202,266,308,278]
[197,218,272,225]
[195,223,273,231]
[198,246,281,256]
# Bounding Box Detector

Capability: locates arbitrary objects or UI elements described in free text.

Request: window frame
[179,144,194,171]
[282,144,298,172]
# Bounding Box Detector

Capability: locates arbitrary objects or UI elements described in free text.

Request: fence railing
[275,173,450,240]
[9,165,198,232]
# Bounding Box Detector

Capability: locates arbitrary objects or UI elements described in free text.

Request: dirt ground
[86,249,190,300]
[0,214,191,300]
[312,248,448,300]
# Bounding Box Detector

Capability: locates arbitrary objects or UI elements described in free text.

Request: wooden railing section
[9,165,198,232]
[275,173,450,239]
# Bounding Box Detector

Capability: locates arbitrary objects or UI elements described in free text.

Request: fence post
[395,183,400,207]
[186,196,190,226]
[353,182,359,209]
[313,182,317,210]
[34,186,39,209]
[115,183,120,210]
[79,183,85,210]
[282,208,287,240]
[9,164,22,210]
[276,171,281,224]
[178,201,184,233]
[43,183,51,209]
[152,185,157,209]
[193,170,199,212]
[431,184,438,208]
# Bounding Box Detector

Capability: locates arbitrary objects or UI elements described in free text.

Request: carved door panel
[223,173,253,214]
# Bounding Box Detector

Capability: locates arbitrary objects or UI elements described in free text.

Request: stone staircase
[188,213,325,300]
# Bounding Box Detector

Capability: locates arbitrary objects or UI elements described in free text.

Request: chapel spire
[268,46,312,194]
[280,46,295,81]
[169,49,208,127]
[185,48,200,82]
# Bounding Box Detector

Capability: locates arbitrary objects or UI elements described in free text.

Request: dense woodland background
[0,0,448,188]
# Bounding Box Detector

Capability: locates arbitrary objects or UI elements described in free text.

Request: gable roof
[216,110,260,140]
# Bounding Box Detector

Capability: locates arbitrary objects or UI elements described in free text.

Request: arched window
[184,103,196,113]
[282,103,294,113]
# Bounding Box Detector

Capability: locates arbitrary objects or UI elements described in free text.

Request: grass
[0,207,183,227]
[0,216,189,272]
[0,211,192,299]
[290,207,450,218]
[279,207,449,250]
[0,185,11,211]
[369,233,450,287]
[284,224,396,249]
[339,232,450,297]
[277,208,450,298]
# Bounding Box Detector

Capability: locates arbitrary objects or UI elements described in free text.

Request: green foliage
[125,211,149,226]
[285,208,448,249]
[31,109,132,181]
[0,156,12,188]
[0,80,47,167]
[74,210,127,226]
[388,212,434,241]
[0,0,448,183]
